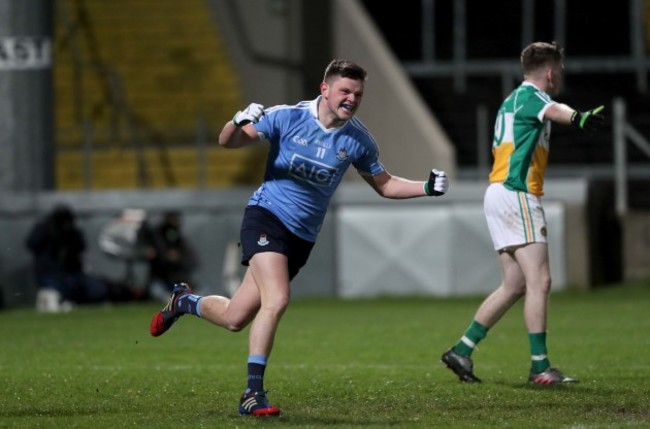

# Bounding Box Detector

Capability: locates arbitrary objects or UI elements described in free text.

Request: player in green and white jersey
[442,41,604,384]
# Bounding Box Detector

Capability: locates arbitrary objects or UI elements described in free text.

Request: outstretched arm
[545,103,604,132]
[363,169,448,199]
[544,103,575,125]
[218,103,265,148]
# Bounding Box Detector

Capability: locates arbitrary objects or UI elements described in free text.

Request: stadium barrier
[0,179,589,308]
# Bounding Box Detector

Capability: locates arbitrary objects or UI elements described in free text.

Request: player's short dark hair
[521,41,564,73]
[323,59,367,83]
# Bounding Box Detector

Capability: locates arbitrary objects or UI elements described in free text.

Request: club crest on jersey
[257,234,269,246]
[289,153,338,187]
[336,148,348,161]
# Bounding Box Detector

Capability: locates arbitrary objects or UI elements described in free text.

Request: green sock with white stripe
[453,320,488,357]
[529,332,551,373]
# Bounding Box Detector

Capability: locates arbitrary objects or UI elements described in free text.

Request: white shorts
[484,182,547,251]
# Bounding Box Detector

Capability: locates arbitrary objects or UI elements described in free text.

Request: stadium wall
[208,0,457,181]
[0,178,588,309]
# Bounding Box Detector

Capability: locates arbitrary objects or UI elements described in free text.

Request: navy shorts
[240,205,315,280]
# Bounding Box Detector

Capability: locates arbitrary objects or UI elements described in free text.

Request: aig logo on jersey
[289,154,338,187]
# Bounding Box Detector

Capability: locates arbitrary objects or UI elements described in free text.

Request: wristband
[424,181,432,196]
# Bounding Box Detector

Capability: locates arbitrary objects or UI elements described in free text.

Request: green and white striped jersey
[489,82,556,196]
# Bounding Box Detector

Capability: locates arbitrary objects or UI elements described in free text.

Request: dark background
[361,0,647,168]
[361,0,650,285]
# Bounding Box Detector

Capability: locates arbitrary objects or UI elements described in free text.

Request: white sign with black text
[0,36,51,70]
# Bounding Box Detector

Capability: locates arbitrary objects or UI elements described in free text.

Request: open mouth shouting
[340,103,356,117]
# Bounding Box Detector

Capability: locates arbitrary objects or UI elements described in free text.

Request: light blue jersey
[251,96,385,241]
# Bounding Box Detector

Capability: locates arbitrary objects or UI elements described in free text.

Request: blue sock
[247,355,267,393]
[175,294,202,317]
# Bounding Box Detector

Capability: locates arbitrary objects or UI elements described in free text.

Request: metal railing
[56,0,175,189]
[405,0,650,180]
[407,0,649,98]
[613,98,650,217]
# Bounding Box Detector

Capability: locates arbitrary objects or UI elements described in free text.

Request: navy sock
[247,355,267,393]
[175,294,202,317]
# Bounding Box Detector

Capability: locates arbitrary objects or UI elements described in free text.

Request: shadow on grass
[247,415,408,426]
[492,378,637,398]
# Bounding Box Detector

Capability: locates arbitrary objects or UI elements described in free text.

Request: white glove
[425,169,448,196]
[232,103,265,127]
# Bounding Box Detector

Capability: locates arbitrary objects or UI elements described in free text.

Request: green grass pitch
[1,283,649,428]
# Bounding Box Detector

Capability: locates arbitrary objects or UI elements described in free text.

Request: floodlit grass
[1,283,649,428]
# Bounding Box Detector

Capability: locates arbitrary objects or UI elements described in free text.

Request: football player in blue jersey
[150,59,449,416]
